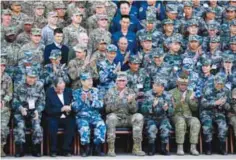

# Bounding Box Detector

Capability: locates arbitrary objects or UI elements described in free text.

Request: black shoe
[94,144,105,156]
[50,152,57,157]
[63,152,72,157]
[32,143,41,157]
[15,143,24,157]
[161,143,170,156]
[81,144,90,157]
[205,142,212,155]
[148,143,155,156]
[219,141,227,155]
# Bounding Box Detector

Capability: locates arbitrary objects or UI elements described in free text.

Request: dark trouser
[47,116,75,153]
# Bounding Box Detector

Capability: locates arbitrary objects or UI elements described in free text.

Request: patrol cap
[230,20,236,27]
[187,19,199,27]
[140,35,152,41]
[222,54,234,63]
[177,72,189,84]
[5,27,16,36]
[116,71,127,81]
[107,44,117,52]
[97,14,108,20]
[31,28,41,36]
[49,49,62,59]
[152,48,165,58]
[183,1,193,7]
[22,56,33,64]
[146,15,156,24]
[182,58,194,71]
[153,77,167,86]
[72,9,83,16]
[47,11,58,18]
[73,44,87,52]
[188,35,202,43]
[24,17,34,25]
[230,36,236,44]
[10,1,21,6]
[210,36,220,43]
[129,55,141,64]
[2,9,12,15]
[232,88,236,99]
[166,4,178,14]
[205,7,216,14]
[207,21,220,30]
[34,2,45,9]
[26,69,38,78]
[214,72,226,84]
[93,1,105,8]
[0,58,7,65]
[201,58,212,66]
[54,3,66,9]
[226,6,236,11]
[80,72,92,81]
[162,19,174,25]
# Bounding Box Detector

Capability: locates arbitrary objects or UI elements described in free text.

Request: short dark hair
[54,28,63,35]
[53,77,65,87]
[119,1,130,8]
[121,15,130,21]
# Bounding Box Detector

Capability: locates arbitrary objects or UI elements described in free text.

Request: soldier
[228,88,236,144]
[33,2,47,29]
[12,69,45,157]
[72,72,106,157]
[141,78,173,155]
[54,3,67,29]
[200,73,231,155]
[41,11,58,46]
[162,19,175,51]
[0,58,13,157]
[97,44,120,98]
[42,50,70,90]
[165,4,181,33]
[222,20,236,50]
[15,17,34,46]
[192,0,205,18]
[1,9,14,41]
[88,14,111,54]
[170,73,200,155]
[208,0,224,23]
[19,28,45,64]
[68,44,98,89]
[104,72,145,156]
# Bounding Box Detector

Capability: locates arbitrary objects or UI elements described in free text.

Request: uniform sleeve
[187,90,198,112]
[63,27,69,46]
[91,89,103,109]
[12,86,24,112]
[2,76,13,105]
[72,91,85,113]
[36,83,45,113]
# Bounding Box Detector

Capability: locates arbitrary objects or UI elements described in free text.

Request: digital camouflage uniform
[228,88,236,141]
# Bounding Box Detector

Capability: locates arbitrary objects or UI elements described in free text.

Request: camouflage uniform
[72,73,106,147]
[228,89,236,139]
[165,4,182,33]
[0,59,13,157]
[12,69,45,145]
[33,2,47,29]
[141,78,173,155]
[104,72,145,156]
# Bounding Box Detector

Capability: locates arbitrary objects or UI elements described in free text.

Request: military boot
[1,145,6,157]
[205,142,212,155]
[15,143,24,157]
[190,144,199,156]
[177,144,184,155]
[147,143,155,156]
[107,141,116,157]
[219,141,227,155]
[94,144,105,156]
[132,140,145,156]
[32,143,41,157]
[161,143,170,155]
[80,144,90,157]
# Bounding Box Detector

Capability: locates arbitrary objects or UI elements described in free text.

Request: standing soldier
[0,58,13,157]
[170,73,200,155]
[141,78,173,156]
[200,73,230,155]
[104,72,145,156]
[12,69,45,157]
[33,2,47,29]
[72,72,106,157]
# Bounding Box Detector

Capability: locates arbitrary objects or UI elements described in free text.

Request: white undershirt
[57,93,64,105]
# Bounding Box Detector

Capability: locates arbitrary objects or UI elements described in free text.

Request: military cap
[47,11,57,18]
[152,48,165,57]
[80,72,92,81]
[214,72,226,84]
[222,54,234,63]
[49,49,62,59]
[210,36,220,43]
[0,58,7,65]
[73,44,87,52]
[140,34,152,41]
[107,44,117,52]
[182,58,194,71]
[205,7,216,14]
[24,17,34,24]
[31,28,41,36]
[116,72,128,81]
[54,3,66,9]
[5,27,16,36]
[129,55,141,64]
[187,19,199,27]
[230,36,236,44]
[2,9,12,15]
[183,1,193,7]
[166,4,178,14]
[207,21,220,30]
[72,9,83,16]
[188,35,202,43]
[153,77,167,86]
[162,19,174,25]
[93,1,105,8]
[97,14,108,20]
[201,58,212,66]
[232,88,236,98]
[26,69,38,78]
[146,14,156,24]
[230,20,236,27]
[10,1,21,6]
[226,6,236,11]
[177,72,189,84]
[34,2,45,9]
